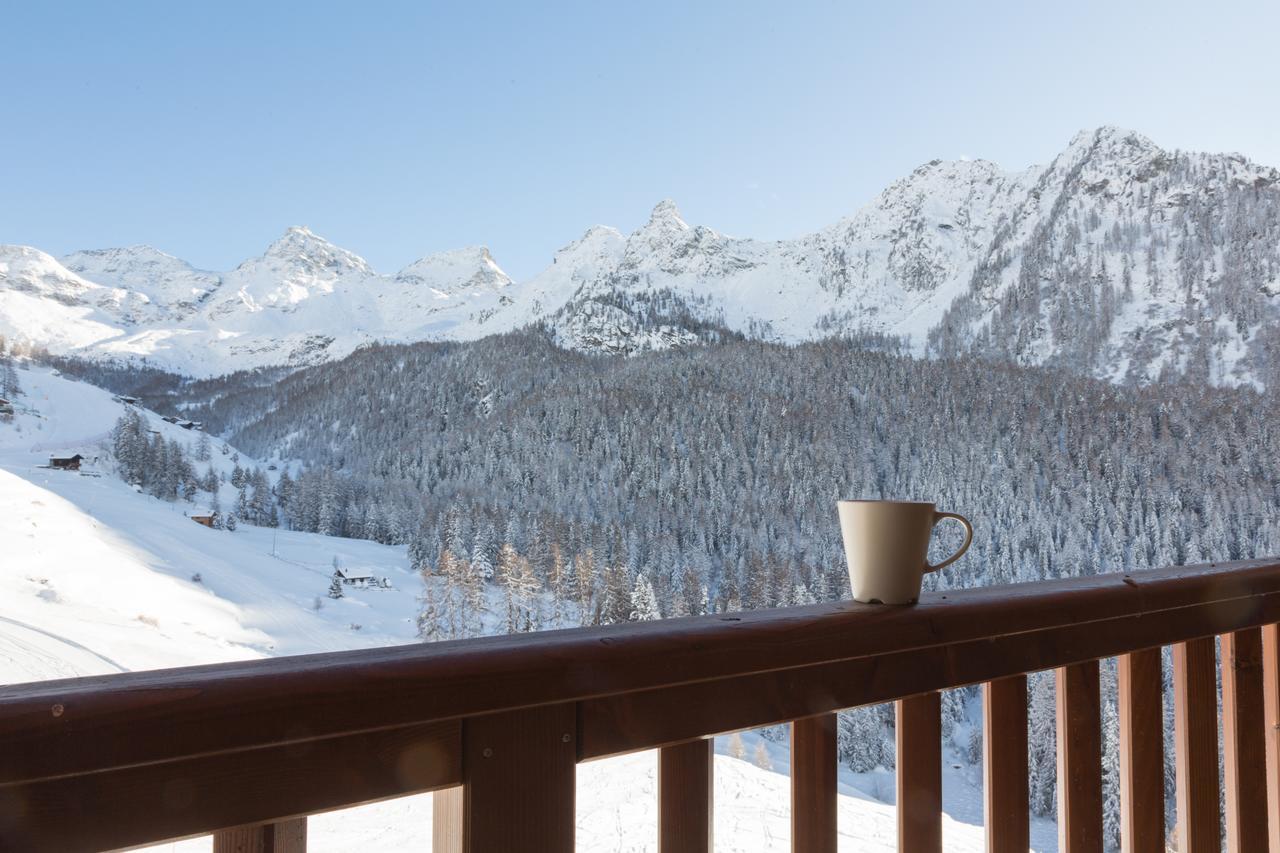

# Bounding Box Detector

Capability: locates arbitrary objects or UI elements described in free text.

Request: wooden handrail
[1,558,1279,851]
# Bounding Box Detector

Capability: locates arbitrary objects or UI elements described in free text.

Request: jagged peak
[61,244,196,270]
[645,199,690,231]
[1064,126,1161,159]
[555,225,624,256]
[255,226,374,275]
[394,245,512,296]
[398,245,510,279]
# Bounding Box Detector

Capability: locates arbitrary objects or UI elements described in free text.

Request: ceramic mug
[837,500,973,605]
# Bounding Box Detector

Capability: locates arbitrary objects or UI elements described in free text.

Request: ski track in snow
[0,614,127,673]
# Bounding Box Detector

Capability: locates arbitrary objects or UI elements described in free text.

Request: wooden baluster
[212,818,306,853]
[791,713,837,853]
[896,692,942,852]
[659,738,713,853]
[1056,660,1102,853]
[1222,629,1268,852]
[432,786,463,853]
[1265,624,1280,853]
[454,704,577,853]
[1117,649,1164,853]
[1174,637,1221,853]
[983,675,1028,853]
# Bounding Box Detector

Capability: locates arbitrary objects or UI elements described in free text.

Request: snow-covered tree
[630,573,661,621]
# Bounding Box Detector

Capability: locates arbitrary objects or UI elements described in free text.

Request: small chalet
[162,416,180,424]
[0,398,13,416]
[189,511,216,528]
[49,454,84,471]
[179,421,203,431]
[113,395,141,406]
[335,567,375,588]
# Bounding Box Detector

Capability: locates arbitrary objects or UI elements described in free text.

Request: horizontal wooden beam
[2,560,1277,786]
[578,587,1280,758]
[0,720,459,853]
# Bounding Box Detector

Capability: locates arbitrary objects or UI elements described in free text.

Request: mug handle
[925,511,973,573]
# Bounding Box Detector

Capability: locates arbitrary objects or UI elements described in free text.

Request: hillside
[3,127,1278,386]
[0,364,1058,850]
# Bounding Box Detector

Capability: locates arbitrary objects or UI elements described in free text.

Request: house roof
[336,567,375,580]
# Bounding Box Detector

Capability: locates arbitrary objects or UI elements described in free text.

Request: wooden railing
[1,559,1279,852]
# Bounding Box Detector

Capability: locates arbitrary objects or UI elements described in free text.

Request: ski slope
[0,365,1057,851]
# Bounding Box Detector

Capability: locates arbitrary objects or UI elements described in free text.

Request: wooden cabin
[189,512,216,528]
[48,454,84,471]
[335,567,375,587]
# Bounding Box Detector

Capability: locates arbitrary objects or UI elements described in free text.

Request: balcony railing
[1,559,1279,852]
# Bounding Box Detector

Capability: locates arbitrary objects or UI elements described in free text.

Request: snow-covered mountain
[3,127,1278,385]
[0,229,516,375]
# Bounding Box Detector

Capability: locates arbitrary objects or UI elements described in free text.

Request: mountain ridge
[3,125,1278,386]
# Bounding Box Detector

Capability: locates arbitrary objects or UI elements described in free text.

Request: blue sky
[2,0,1278,279]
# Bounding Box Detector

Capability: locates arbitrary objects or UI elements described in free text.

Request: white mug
[837,500,973,605]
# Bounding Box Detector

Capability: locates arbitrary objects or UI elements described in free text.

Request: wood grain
[1116,649,1164,853]
[4,561,1280,852]
[462,704,576,853]
[1221,629,1268,853]
[983,675,1028,853]
[658,738,713,853]
[0,720,458,853]
[4,560,1278,788]
[579,587,1280,758]
[790,714,836,853]
[213,819,307,853]
[1264,623,1280,853]
[896,692,942,852]
[432,787,463,853]
[1174,637,1221,853]
[1056,661,1102,853]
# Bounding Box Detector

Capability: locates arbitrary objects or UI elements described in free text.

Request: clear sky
[3,0,1278,280]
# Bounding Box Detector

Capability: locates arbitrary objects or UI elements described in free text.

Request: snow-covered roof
[336,567,374,580]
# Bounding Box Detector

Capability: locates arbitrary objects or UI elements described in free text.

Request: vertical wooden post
[432,786,463,853]
[1055,661,1102,853]
[1265,623,1280,853]
[462,704,577,853]
[212,818,306,853]
[791,713,837,853]
[1222,629,1268,853]
[896,692,942,853]
[983,675,1028,853]
[1117,649,1164,853]
[659,738,713,853]
[1173,637,1222,853]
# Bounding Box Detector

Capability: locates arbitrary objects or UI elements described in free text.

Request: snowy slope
[0,366,425,671]
[4,126,1278,386]
[1,368,1059,851]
